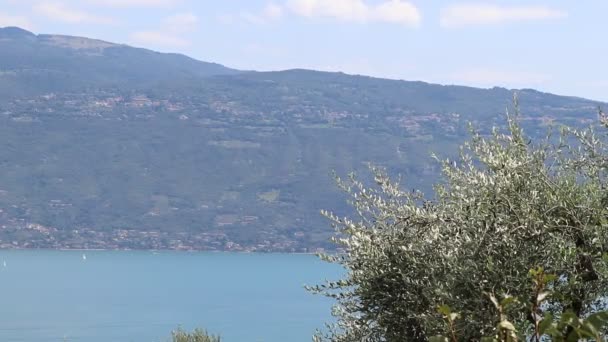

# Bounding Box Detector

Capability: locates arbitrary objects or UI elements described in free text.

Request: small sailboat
[82,253,87,261]
[2,260,6,267]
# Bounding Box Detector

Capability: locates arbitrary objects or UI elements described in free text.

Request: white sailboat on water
[2,260,5,267]
[82,253,87,261]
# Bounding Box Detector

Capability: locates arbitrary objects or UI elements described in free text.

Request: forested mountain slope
[0,27,602,251]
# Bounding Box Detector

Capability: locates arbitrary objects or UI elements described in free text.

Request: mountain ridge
[0,26,239,99]
[0,27,604,252]
[0,26,600,103]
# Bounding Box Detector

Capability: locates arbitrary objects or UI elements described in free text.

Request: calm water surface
[0,250,342,342]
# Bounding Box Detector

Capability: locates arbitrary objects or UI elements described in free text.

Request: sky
[1,0,607,101]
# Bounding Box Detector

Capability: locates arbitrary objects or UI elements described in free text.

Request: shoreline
[0,247,325,255]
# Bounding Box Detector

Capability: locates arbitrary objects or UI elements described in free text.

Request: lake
[0,250,342,342]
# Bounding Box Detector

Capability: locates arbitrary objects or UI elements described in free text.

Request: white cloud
[440,3,567,28]
[372,1,421,25]
[0,14,35,30]
[130,30,189,47]
[130,12,198,48]
[263,3,284,20]
[289,0,366,19]
[220,3,284,25]
[163,12,198,33]
[287,0,421,26]
[449,68,550,87]
[86,0,180,8]
[34,2,115,24]
[222,1,419,26]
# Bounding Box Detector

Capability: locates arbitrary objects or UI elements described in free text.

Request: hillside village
[0,27,602,252]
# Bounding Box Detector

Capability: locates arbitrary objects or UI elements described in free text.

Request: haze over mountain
[0,27,603,252]
[0,26,237,98]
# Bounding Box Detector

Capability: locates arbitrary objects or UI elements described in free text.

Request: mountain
[0,27,238,98]
[0,27,604,252]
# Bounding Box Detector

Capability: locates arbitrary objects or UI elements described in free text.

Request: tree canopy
[313,102,608,341]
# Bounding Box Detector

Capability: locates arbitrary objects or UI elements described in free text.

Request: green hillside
[0,27,238,98]
[0,27,603,251]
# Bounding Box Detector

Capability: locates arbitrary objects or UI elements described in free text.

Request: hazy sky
[1,0,607,101]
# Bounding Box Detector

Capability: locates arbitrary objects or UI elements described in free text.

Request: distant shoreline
[0,247,325,255]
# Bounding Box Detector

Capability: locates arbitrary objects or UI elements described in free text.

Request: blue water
[0,251,342,342]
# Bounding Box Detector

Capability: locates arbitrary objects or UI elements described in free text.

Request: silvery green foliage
[171,327,221,342]
[312,104,608,341]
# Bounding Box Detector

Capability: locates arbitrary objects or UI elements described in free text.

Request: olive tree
[170,327,221,342]
[312,103,608,341]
